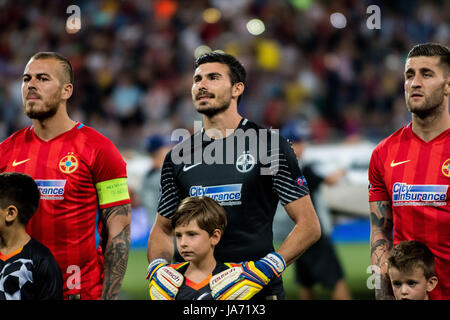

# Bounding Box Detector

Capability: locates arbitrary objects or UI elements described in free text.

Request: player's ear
[444,72,450,96]
[210,229,221,246]
[426,276,438,293]
[5,205,19,223]
[232,82,244,100]
[61,83,73,101]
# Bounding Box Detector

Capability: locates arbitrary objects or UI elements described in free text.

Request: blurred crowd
[0,0,449,151]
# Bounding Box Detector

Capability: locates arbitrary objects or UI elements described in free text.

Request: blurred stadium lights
[256,39,281,70]
[330,12,347,29]
[246,18,265,36]
[203,8,222,24]
[154,0,177,20]
[290,0,313,10]
[194,45,212,59]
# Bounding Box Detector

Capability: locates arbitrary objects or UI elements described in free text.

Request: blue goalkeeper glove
[146,258,184,300]
[209,252,286,300]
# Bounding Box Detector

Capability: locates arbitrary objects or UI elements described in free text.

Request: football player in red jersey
[369,43,450,300]
[0,52,131,300]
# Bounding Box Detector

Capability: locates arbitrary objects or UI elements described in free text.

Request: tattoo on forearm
[102,224,130,300]
[370,239,389,266]
[370,201,394,300]
[103,204,130,223]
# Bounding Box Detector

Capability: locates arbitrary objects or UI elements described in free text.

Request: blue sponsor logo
[189,184,242,202]
[392,183,447,202]
[35,180,66,199]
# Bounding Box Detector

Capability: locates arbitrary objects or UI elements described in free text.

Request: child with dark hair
[148,196,230,300]
[0,172,63,300]
[387,240,438,300]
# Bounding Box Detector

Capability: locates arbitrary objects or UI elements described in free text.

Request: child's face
[388,266,438,300]
[174,220,220,263]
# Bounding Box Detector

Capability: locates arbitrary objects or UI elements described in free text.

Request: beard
[24,91,60,120]
[196,101,230,117]
[406,82,445,119]
[194,91,231,117]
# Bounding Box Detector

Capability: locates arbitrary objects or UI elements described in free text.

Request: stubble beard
[194,93,231,118]
[406,83,445,119]
[197,102,230,117]
[24,92,61,121]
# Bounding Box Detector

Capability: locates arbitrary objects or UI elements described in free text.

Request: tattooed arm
[369,200,394,300]
[101,203,131,300]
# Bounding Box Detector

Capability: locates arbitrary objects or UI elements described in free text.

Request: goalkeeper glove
[146,258,184,300]
[210,252,286,300]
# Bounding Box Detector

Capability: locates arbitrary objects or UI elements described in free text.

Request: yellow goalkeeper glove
[209,252,286,300]
[146,258,184,300]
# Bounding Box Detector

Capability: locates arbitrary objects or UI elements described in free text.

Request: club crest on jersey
[59,153,78,174]
[236,151,256,173]
[442,159,450,178]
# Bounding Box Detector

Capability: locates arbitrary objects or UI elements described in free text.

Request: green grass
[120,242,375,300]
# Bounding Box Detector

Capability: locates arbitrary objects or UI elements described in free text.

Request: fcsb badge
[59,153,79,174]
[442,159,450,178]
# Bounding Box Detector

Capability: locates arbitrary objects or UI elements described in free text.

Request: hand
[146,258,184,300]
[210,252,286,300]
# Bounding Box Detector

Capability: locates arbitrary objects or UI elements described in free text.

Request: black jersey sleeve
[157,150,181,218]
[270,134,310,206]
[32,240,63,300]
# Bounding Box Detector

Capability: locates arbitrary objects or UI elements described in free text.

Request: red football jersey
[369,123,450,300]
[0,122,130,300]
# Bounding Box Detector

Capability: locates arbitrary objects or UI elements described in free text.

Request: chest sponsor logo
[189,184,242,206]
[35,180,66,200]
[392,182,448,207]
[442,159,450,178]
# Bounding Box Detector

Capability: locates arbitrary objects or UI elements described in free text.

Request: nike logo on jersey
[390,160,411,167]
[183,163,202,172]
[12,159,31,167]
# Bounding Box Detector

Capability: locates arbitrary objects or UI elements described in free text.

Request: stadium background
[0,0,448,299]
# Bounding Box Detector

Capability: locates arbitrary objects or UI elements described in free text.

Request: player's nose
[410,75,423,88]
[178,235,187,247]
[26,78,38,91]
[400,284,409,296]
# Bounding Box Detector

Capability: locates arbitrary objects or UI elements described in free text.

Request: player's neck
[32,107,77,141]
[185,254,217,283]
[203,107,242,139]
[0,227,30,256]
[411,106,450,142]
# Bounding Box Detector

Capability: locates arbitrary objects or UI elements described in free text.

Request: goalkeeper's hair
[387,240,436,280]
[0,172,40,226]
[172,196,227,237]
[194,51,246,104]
[407,42,450,76]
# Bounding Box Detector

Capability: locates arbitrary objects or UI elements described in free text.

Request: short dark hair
[172,196,227,237]
[387,240,436,279]
[30,51,74,84]
[407,43,450,76]
[0,172,40,226]
[194,52,246,104]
